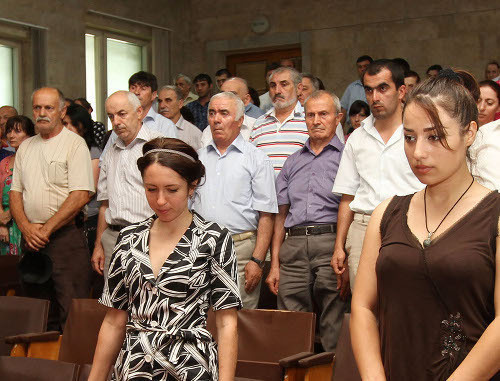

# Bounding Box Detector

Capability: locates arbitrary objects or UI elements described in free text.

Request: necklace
[423,177,475,248]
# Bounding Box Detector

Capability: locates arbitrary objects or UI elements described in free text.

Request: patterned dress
[100,212,242,381]
[0,156,21,255]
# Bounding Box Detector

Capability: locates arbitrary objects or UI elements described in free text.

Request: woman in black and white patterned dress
[89,137,242,381]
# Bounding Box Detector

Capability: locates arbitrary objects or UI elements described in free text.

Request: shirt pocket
[48,160,68,187]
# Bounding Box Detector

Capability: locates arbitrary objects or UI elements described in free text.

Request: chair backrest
[0,356,78,381]
[207,309,315,363]
[331,314,361,381]
[0,256,21,295]
[58,299,109,365]
[0,296,49,355]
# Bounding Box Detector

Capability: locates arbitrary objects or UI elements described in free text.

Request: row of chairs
[0,296,360,380]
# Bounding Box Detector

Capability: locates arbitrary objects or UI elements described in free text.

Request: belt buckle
[305,226,313,236]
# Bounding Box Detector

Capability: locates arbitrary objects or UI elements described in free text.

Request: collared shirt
[200,114,256,148]
[250,102,308,174]
[103,107,177,155]
[11,128,94,223]
[183,91,199,106]
[186,100,209,131]
[259,91,273,113]
[175,116,202,150]
[97,125,163,225]
[340,79,367,115]
[332,115,424,214]
[245,103,264,119]
[469,119,500,190]
[193,134,278,234]
[277,136,344,228]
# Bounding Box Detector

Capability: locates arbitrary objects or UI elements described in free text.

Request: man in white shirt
[469,118,500,190]
[175,74,198,105]
[92,91,163,276]
[157,85,202,150]
[485,61,500,82]
[331,59,423,291]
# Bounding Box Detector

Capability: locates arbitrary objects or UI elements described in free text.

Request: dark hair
[393,58,410,74]
[404,68,478,150]
[301,73,321,91]
[137,138,205,187]
[317,77,325,90]
[266,62,281,73]
[215,68,231,77]
[349,100,371,117]
[75,97,92,112]
[129,71,158,92]
[193,73,212,86]
[363,59,405,89]
[357,55,373,64]
[479,80,500,104]
[65,104,96,149]
[248,87,260,107]
[180,106,196,125]
[65,98,74,106]
[405,70,421,83]
[426,64,443,74]
[5,115,35,137]
[487,60,500,69]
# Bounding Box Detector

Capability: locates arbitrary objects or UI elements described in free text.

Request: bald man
[0,105,18,151]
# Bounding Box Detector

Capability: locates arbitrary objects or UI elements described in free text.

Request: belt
[232,231,256,242]
[286,223,336,236]
[108,224,127,232]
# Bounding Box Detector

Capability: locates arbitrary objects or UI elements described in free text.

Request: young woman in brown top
[351,70,500,380]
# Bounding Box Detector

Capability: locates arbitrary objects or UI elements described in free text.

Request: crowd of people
[1,55,500,380]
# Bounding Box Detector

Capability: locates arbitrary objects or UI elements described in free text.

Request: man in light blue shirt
[192,92,278,309]
[340,55,373,126]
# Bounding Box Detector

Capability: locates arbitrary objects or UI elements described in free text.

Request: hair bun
[437,68,461,82]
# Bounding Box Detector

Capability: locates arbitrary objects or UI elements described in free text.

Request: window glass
[106,38,143,97]
[85,34,97,120]
[0,45,14,106]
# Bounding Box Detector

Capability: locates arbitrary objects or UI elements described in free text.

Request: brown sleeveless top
[377,191,500,380]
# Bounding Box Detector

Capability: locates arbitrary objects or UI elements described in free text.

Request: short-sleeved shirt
[185,100,209,131]
[332,115,424,214]
[100,212,242,380]
[250,102,309,174]
[193,134,278,234]
[11,128,94,223]
[175,116,203,150]
[276,136,344,228]
[340,79,367,115]
[97,125,163,225]
[469,119,500,191]
[245,103,265,119]
[200,114,256,148]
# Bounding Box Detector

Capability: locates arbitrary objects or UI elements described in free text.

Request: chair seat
[0,356,78,381]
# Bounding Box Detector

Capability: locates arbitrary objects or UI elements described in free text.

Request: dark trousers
[278,232,348,351]
[22,224,91,331]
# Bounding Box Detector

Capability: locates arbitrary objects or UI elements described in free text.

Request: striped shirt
[250,102,308,173]
[97,125,163,225]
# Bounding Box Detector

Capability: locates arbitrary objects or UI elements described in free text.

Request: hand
[22,223,49,251]
[266,265,280,295]
[92,243,105,276]
[0,226,9,243]
[244,260,263,293]
[331,247,347,275]
[0,210,11,225]
[337,264,351,301]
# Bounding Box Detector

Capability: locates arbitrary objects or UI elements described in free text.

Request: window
[0,43,17,108]
[85,31,149,126]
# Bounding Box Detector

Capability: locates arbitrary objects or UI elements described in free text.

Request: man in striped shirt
[250,67,308,174]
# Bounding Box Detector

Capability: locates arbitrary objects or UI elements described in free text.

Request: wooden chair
[0,356,79,381]
[7,298,108,363]
[0,256,21,296]
[0,296,50,356]
[208,308,316,381]
[286,313,361,381]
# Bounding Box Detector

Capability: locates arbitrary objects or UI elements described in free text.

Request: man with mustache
[92,91,163,277]
[331,59,423,291]
[193,92,277,309]
[157,85,202,150]
[268,91,348,351]
[10,87,94,331]
[250,67,308,174]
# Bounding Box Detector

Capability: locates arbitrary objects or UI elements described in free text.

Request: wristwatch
[250,256,265,268]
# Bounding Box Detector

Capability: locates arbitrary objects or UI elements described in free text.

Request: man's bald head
[105,91,143,146]
[0,106,18,135]
[221,77,251,106]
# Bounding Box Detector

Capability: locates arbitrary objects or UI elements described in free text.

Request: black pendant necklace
[423,177,475,248]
